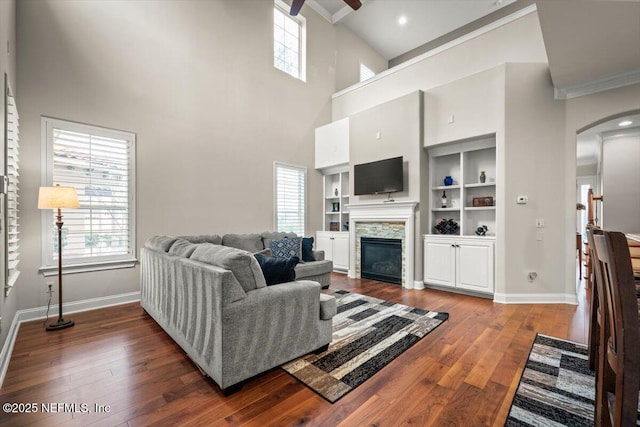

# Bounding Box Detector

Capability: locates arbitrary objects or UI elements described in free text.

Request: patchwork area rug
[282,289,448,403]
[505,334,640,426]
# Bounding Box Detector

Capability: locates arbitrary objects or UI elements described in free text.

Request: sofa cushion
[254,254,299,286]
[301,237,315,262]
[319,293,337,320]
[190,244,266,292]
[270,237,302,259]
[295,260,333,279]
[178,234,223,245]
[222,233,264,253]
[261,231,297,249]
[145,235,178,253]
[168,238,199,258]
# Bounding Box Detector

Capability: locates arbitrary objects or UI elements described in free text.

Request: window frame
[273,161,307,236]
[273,0,307,82]
[40,117,137,276]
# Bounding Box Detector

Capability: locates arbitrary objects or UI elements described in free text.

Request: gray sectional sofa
[140,232,336,394]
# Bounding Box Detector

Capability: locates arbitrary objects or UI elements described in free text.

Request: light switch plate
[517,195,528,204]
[536,219,544,228]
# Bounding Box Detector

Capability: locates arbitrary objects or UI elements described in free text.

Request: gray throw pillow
[190,244,267,292]
[168,238,198,258]
[270,237,303,259]
[222,233,264,253]
[178,234,222,245]
[145,235,178,253]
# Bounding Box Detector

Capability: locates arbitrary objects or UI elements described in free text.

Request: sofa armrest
[220,280,330,387]
[313,250,325,261]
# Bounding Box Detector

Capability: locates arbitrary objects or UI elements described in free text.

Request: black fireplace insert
[361,237,402,285]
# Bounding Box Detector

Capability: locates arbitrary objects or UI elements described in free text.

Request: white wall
[0,0,17,349]
[502,63,567,300]
[602,132,640,232]
[14,0,383,319]
[331,11,547,121]
[562,84,640,298]
[335,25,388,92]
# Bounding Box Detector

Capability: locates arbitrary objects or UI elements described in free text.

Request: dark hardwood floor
[0,273,588,426]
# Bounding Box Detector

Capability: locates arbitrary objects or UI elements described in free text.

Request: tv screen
[354,156,404,195]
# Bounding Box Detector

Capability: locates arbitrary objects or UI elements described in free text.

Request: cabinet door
[456,240,494,293]
[315,233,334,261]
[423,238,456,288]
[332,233,349,271]
[315,118,349,169]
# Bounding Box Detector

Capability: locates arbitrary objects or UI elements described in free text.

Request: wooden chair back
[593,231,640,426]
[586,226,604,372]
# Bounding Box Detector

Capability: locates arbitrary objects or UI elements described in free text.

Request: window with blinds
[274,162,306,236]
[5,84,20,295]
[41,118,136,273]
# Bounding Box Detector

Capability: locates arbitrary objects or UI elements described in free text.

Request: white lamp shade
[38,185,80,209]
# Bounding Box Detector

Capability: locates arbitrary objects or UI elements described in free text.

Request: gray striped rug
[282,289,448,403]
[506,334,640,426]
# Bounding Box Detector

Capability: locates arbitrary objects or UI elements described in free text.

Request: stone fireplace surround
[346,201,418,289]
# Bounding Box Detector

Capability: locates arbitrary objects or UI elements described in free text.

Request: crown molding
[554,68,640,100]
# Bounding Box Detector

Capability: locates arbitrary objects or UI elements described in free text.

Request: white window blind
[42,118,136,272]
[6,86,20,294]
[274,1,306,81]
[274,162,306,236]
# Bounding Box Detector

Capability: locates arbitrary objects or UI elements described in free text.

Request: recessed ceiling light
[618,120,633,127]
[398,15,407,26]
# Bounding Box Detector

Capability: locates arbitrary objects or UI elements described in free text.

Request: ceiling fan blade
[343,0,362,11]
[290,0,305,16]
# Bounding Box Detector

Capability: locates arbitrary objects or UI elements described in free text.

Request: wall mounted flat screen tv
[354,156,404,195]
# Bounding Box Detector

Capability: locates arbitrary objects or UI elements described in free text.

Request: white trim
[332,4,537,99]
[413,280,424,290]
[40,116,137,271]
[347,201,418,289]
[39,258,137,276]
[274,0,307,82]
[305,0,332,22]
[493,292,579,305]
[273,161,308,236]
[554,69,640,100]
[0,291,141,388]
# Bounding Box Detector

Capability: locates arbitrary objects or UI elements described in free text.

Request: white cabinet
[423,236,494,294]
[315,118,349,169]
[317,231,349,272]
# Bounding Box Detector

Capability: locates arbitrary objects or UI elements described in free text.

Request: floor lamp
[38,184,79,331]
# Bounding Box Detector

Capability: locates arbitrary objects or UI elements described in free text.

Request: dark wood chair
[586,227,603,372]
[593,231,640,427]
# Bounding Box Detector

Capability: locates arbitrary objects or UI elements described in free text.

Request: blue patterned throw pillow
[270,237,302,259]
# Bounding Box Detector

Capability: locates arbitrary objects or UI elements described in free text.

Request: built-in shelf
[464,206,496,211]
[464,182,496,188]
[326,211,340,215]
[322,168,350,232]
[428,137,496,237]
[432,207,460,212]
[325,196,340,200]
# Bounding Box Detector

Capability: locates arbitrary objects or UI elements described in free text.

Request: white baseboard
[493,292,578,305]
[0,291,140,388]
[413,280,425,290]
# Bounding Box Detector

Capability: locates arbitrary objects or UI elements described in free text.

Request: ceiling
[308,0,519,60]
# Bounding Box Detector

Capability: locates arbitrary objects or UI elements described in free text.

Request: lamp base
[46,318,74,331]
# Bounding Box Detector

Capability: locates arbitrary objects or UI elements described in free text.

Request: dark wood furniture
[593,231,640,427]
[577,232,582,279]
[586,227,603,373]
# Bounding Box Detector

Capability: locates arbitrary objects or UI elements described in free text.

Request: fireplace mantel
[347,201,418,289]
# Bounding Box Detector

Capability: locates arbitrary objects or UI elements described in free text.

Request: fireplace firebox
[361,237,402,285]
